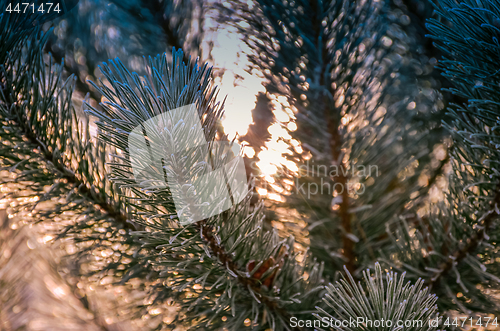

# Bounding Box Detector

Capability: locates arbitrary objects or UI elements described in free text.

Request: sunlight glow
[252,96,301,178]
[210,29,266,140]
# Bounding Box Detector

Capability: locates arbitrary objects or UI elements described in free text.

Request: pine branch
[8,101,134,231]
[195,220,298,326]
[83,50,324,329]
[375,145,451,243]
[222,0,448,286]
[0,45,134,233]
[324,94,355,274]
[310,0,356,275]
[382,0,500,313]
[0,19,159,327]
[141,146,298,322]
[429,182,500,288]
[44,37,104,108]
[315,262,441,331]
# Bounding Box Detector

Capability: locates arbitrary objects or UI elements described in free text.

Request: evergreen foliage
[222,0,500,320]
[414,0,500,313]
[221,0,446,279]
[44,0,208,109]
[84,50,324,329]
[315,263,440,331]
[1,0,500,330]
[0,13,324,330]
[0,11,148,329]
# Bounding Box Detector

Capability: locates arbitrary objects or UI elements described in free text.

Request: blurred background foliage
[43,0,213,113]
[1,0,500,329]
[221,0,450,277]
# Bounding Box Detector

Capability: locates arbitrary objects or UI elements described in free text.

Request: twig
[429,181,500,288]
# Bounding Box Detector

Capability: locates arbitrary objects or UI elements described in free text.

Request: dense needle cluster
[0,0,499,330]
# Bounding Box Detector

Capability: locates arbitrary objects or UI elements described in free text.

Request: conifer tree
[222,0,447,278]
[1,0,500,330]
[222,0,500,320]
[410,0,500,314]
[0,12,324,330]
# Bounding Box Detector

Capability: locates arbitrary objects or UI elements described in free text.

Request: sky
[210,28,266,140]
[208,26,293,181]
